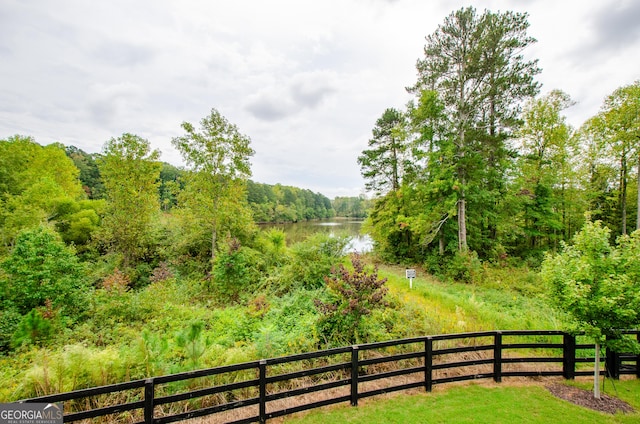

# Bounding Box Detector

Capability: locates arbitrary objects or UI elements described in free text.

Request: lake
[260,217,373,253]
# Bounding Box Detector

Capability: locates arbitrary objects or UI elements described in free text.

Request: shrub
[11,309,54,348]
[0,304,22,352]
[316,254,388,345]
[444,250,483,284]
[150,261,174,283]
[211,238,264,303]
[280,233,350,291]
[101,268,130,293]
[1,226,90,319]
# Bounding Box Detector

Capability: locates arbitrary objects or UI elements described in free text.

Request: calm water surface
[260,218,373,253]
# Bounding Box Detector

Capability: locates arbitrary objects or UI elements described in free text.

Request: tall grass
[379,264,564,336]
[1,262,566,402]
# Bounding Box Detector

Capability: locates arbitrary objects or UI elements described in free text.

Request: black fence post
[259,360,267,424]
[351,346,359,407]
[605,346,620,380]
[562,333,576,380]
[637,332,640,379]
[144,379,154,424]
[424,337,433,392]
[493,332,502,383]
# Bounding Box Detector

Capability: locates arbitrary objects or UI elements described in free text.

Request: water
[260,218,373,253]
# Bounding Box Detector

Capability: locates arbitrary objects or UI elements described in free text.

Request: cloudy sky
[1,1,639,198]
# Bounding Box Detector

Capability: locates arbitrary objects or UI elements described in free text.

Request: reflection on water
[260,218,373,253]
[346,234,373,253]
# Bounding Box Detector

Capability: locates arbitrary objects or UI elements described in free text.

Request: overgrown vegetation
[0,5,638,414]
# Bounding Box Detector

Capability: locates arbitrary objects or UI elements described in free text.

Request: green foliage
[0,136,84,249]
[159,163,185,211]
[411,7,540,253]
[65,145,105,199]
[11,309,54,348]
[281,233,350,290]
[175,321,209,368]
[331,196,370,218]
[254,228,289,268]
[541,219,640,350]
[358,108,407,195]
[211,238,263,303]
[55,199,104,249]
[444,250,483,284]
[514,90,580,253]
[316,254,388,345]
[247,181,335,222]
[256,289,323,355]
[172,108,255,269]
[135,329,170,377]
[1,226,89,318]
[0,305,22,352]
[98,133,162,270]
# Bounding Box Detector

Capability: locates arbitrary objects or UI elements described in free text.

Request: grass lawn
[283,380,640,424]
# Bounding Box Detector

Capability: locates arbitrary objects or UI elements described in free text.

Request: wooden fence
[21,330,640,424]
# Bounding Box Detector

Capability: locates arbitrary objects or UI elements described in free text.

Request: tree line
[0,108,354,346]
[1,122,344,260]
[358,6,640,269]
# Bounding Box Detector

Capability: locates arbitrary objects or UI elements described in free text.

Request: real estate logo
[0,403,63,424]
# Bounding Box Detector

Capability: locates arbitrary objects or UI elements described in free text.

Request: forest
[0,6,639,403]
[358,10,640,270]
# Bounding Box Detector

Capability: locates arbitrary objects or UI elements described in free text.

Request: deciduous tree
[172,108,255,268]
[515,90,578,250]
[541,219,640,398]
[98,133,161,269]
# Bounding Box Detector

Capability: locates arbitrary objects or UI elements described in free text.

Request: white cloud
[1,0,638,198]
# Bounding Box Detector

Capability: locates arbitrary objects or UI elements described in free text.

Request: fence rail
[20,330,640,424]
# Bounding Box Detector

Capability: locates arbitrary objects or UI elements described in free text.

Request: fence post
[144,379,154,424]
[424,337,433,392]
[351,346,359,407]
[259,360,267,424]
[637,332,640,379]
[605,347,620,380]
[562,333,576,380]
[636,331,640,378]
[493,332,502,383]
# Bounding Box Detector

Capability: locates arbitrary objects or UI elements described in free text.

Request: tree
[158,163,184,211]
[65,145,105,199]
[406,89,457,257]
[411,7,540,252]
[171,108,255,268]
[0,136,85,249]
[577,115,620,233]
[358,108,408,196]
[515,90,578,251]
[600,81,640,234]
[541,219,640,398]
[98,133,161,269]
[0,226,89,318]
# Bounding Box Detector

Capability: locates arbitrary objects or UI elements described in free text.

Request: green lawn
[284,380,640,424]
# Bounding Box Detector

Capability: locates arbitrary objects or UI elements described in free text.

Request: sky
[1,1,639,199]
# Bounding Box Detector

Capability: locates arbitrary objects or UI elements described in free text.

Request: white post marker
[405,269,416,289]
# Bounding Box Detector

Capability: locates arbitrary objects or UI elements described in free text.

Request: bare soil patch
[545,383,635,415]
